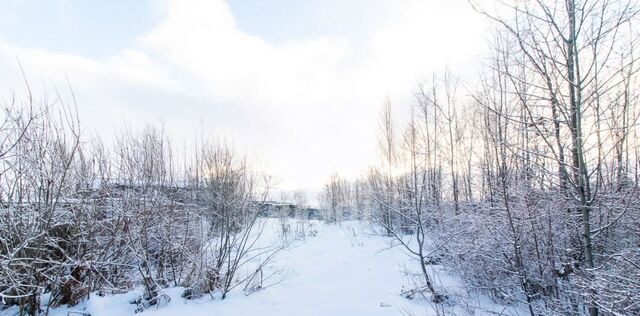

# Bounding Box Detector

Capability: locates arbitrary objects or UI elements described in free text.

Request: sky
[0,0,490,197]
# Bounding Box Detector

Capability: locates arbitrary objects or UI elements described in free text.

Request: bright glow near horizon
[0,0,489,194]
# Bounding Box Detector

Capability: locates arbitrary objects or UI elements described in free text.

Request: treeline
[0,93,276,315]
[321,0,640,315]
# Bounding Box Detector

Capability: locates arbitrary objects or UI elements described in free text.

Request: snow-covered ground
[19,220,523,316]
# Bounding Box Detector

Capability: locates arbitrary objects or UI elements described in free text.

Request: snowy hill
[22,219,524,316]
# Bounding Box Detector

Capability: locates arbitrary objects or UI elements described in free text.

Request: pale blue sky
[230,0,391,43]
[0,0,158,57]
[0,0,396,57]
[232,0,319,42]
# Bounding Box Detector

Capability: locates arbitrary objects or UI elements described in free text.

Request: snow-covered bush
[0,94,274,315]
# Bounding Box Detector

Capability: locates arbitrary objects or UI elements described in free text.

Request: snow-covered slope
[29,220,522,316]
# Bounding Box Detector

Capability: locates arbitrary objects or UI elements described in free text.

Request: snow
[13,219,523,316]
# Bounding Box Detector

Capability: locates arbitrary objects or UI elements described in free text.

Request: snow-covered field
[21,220,523,316]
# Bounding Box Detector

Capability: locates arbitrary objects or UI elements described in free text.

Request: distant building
[256,201,323,220]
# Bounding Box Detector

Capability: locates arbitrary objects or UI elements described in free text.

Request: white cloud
[0,0,490,194]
